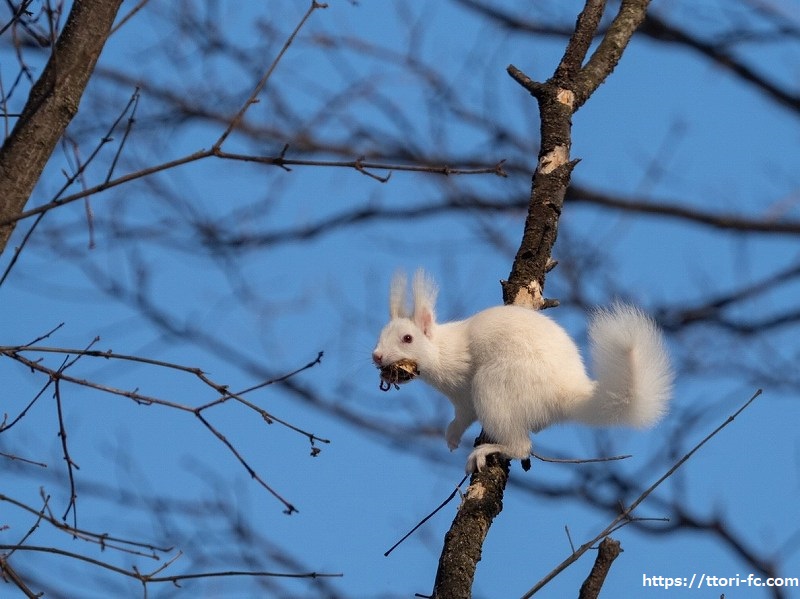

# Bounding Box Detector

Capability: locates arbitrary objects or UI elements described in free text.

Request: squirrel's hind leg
[468,366,534,472]
[465,439,531,473]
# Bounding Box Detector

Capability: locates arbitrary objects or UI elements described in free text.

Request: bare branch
[433,3,654,596]
[212,1,327,149]
[0,544,342,588]
[0,342,327,513]
[385,475,469,557]
[520,389,763,598]
[573,0,651,109]
[0,148,505,232]
[458,0,800,115]
[532,451,631,464]
[0,0,123,254]
[0,556,38,598]
[578,537,623,599]
[639,12,800,115]
[1,490,170,557]
[568,184,800,235]
[432,449,510,599]
[554,0,606,83]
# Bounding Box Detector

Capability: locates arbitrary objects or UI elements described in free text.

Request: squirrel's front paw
[447,437,459,452]
[445,423,462,451]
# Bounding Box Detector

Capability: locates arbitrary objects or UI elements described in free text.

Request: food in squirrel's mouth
[378,359,419,391]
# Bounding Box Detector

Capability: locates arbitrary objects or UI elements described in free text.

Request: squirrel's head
[372,269,439,383]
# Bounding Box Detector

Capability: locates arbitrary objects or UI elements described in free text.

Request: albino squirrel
[372,270,673,473]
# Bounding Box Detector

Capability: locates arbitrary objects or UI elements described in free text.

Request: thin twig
[0,0,35,37]
[215,149,506,178]
[0,150,505,229]
[384,449,632,557]
[384,475,469,557]
[0,212,44,287]
[53,375,80,526]
[532,451,631,463]
[1,345,329,444]
[5,350,186,407]
[192,410,298,515]
[0,365,54,432]
[0,451,47,467]
[52,338,105,526]
[62,137,95,248]
[519,389,763,598]
[0,544,342,585]
[5,493,49,561]
[109,0,150,34]
[1,345,326,512]
[21,322,65,346]
[0,491,170,556]
[212,1,328,149]
[195,351,330,447]
[565,526,576,553]
[0,87,144,284]
[104,87,140,184]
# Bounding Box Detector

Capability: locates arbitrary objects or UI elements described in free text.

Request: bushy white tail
[570,304,672,427]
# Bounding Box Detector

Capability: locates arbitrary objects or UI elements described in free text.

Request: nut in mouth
[378,359,419,391]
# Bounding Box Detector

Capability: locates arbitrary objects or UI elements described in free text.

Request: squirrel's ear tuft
[389,271,409,318]
[412,269,438,335]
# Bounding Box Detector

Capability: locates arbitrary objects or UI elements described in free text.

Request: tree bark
[503,0,650,308]
[578,537,623,599]
[0,0,124,255]
[431,1,651,597]
[432,451,509,599]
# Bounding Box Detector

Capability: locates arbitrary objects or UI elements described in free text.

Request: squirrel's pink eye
[402,334,413,343]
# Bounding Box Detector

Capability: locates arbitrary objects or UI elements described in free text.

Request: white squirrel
[372,270,673,473]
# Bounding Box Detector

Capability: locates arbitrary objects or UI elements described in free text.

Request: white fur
[389,271,409,318]
[372,270,673,473]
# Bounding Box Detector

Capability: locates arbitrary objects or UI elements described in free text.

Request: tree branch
[503,1,652,307]
[568,184,800,235]
[432,2,652,597]
[520,389,763,597]
[0,0,124,254]
[578,537,623,599]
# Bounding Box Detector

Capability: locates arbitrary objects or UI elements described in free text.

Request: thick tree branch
[0,0,124,255]
[554,0,606,84]
[457,0,800,116]
[432,3,651,597]
[578,537,623,599]
[503,0,650,309]
[431,442,509,599]
[572,0,650,108]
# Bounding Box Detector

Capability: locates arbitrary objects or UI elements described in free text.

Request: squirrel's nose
[372,351,382,366]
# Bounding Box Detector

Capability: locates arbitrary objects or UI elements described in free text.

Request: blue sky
[2,1,800,597]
